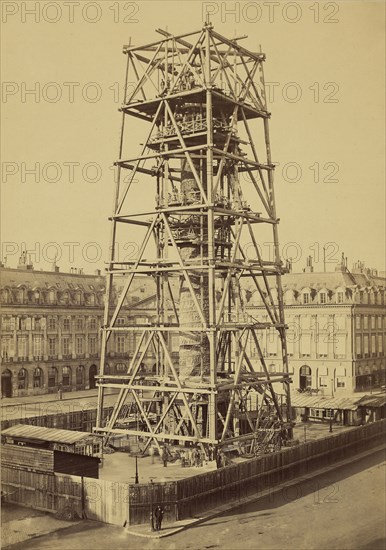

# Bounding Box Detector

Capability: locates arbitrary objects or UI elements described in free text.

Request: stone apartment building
[0,256,174,399]
[0,255,105,398]
[247,259,386,396]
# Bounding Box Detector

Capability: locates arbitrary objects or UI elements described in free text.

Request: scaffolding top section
[120,24,268,113]
[123,25,265,63]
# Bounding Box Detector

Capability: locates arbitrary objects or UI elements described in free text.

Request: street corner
[1,503,82,548]
[124,524,186,539]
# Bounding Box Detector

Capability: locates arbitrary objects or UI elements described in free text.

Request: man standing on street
[154,505,164,531]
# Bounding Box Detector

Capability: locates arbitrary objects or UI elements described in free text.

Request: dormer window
[303,293,309,304]
[320,292,326,304]
[49,289,56,304]
[337,292,344,303]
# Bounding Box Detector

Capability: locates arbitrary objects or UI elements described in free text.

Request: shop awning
[355,394,386,408]
[291,395,358,411]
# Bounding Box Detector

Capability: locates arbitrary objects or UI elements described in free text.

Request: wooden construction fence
[2,420,385,527]
[128,482,177,525]
[1,468,129,526]
[129,419,386,524]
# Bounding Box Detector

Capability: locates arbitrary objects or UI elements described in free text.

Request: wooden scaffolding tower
[95,23,292,457]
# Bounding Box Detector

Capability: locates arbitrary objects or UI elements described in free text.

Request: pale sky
[1,1,385,273]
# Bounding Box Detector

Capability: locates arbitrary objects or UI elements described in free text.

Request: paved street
[3,448,385,550]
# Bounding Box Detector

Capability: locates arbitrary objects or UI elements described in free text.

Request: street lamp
[149,478,155,532]
[135,456,139,484]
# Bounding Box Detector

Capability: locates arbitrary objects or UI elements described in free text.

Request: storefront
[291,395,360,426]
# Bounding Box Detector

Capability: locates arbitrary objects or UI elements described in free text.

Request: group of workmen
[160,69,197,95]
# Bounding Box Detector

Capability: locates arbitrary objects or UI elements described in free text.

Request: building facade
[2,257,385,399]
[0,259,106,398]
[246,261,386,396]
[0,258,175,398]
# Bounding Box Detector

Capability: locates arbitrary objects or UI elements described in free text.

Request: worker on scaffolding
[187,70,195,89]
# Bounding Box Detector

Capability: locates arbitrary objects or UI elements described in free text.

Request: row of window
[1,316,99,332]
[282,288,385,306]
[16,365,86,389]
[296,289,385,305]
[301,291,344,305]
[1,336,98,358]
[0,287,103,306]
[355,334,384,357]
[355,315,384,331]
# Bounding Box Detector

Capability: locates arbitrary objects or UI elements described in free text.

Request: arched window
[17,286,26,304]
[116,363,127,373]
[48,367,58,388]
[49,288,56,304]
[269,363,276,373]
[89,364,97,389]
[62,366,71,386]
[1,289,10,304]
[299,365,312,390]
[1,369,12,397]
[33,367,43,388]
[76,365,85,385]
[18,368,28,390]
[31,288,40,304]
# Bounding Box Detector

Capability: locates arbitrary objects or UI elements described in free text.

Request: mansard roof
[0,267,105,293]
[0,267,180,306]
[281,271,385,292]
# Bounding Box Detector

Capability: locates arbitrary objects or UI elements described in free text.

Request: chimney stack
[304,255,314,273]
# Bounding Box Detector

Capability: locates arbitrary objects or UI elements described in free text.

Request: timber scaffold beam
[95,22,293,459]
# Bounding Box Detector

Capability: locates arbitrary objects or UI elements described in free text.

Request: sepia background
[1,0,385,273]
